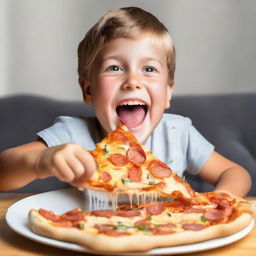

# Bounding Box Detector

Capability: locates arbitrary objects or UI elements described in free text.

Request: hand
[35,143,96,187]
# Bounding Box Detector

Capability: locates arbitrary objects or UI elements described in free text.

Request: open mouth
[116,101,148,129]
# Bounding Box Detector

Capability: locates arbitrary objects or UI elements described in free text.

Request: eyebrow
[102,56,163,66]
[143,57,162,65]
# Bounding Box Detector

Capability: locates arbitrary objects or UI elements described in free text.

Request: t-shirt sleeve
[37,116,100,150]
[37,116,74,147]
[186,119,214,175]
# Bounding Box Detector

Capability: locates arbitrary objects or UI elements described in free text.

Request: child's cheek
[94,77,116,103]
[149,80,168,96]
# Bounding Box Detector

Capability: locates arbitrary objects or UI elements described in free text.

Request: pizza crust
[28,209,253,253]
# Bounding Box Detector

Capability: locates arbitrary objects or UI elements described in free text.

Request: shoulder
[52,115,102,139]
[37,115,101,148]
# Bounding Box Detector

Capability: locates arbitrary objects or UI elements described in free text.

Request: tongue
[117,106,146,128]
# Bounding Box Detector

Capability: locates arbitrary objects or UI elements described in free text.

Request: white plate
[6,188,254,255]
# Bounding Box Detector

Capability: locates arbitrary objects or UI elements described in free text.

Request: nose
[122,73,143,90]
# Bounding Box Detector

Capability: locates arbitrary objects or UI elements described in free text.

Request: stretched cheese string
[86,189,159,211]
[87,189,111,211]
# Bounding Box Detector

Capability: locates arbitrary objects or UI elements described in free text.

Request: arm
[0,141,96,191]
[199,151,252,197]
[0,142,45,190]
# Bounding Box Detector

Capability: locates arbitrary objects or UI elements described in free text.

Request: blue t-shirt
[37,114,214,177]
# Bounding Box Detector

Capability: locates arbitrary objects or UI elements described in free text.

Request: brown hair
[78,7,176,85]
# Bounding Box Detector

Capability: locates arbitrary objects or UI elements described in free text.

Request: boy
[0,7,251,196]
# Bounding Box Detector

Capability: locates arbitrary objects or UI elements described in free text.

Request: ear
[79,78,92,104]
[165,84,173,109]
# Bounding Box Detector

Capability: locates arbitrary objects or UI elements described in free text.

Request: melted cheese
[87,190,112,211]
[87,189,159,211]
[163,176,191,198]
[151,211,203,225]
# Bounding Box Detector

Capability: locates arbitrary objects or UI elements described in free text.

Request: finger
[53,159,75,182]
[75,150,97,180]
[65,156,85,179]
[70,179,84,188]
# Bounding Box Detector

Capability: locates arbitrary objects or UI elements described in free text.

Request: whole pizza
[28,125,255,253]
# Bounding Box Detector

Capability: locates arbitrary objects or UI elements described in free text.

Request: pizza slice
[28,191,255,253]
[83,124,199,204]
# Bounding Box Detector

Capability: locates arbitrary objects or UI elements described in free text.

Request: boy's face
[81,36,173,143]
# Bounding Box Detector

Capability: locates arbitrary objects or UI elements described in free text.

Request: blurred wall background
[1,0,256,101]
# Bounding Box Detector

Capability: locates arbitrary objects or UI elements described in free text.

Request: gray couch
[0,94,255,195]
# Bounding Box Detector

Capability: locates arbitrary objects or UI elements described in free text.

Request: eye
[107,65,122,72]
[144,66,156,72]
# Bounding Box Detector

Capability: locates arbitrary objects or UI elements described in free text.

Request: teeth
[119,100,145,106]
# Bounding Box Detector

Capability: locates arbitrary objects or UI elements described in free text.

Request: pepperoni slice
[164,200,187,212]
[148,160,172,178]
[61,210,85,222]
[91,210,116,218]
[101,171,112,182]
[222,206,233,217]
[152,223,176,235]
[134,218,150,227]
[63,208,82,215]
[183,207,206,214]
[39,208,59,222]
[145,201,166,216]
[203,209,224,221]
[117,210,141,217]
[95,224,131,236]
[182,223,206,231]
[95,224,115,233]
[217,199,232,209]
[39,209,76,227]
[127,144,146,164]
[206,192,234,208]
[128,165,142,182]
[108,154,128,166]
